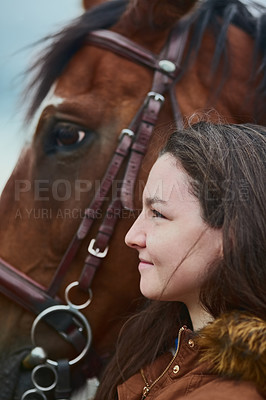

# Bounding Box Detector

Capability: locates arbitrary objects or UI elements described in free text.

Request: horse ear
[82,0,107,10]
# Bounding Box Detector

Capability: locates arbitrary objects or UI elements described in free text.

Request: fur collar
[197,312,266,395]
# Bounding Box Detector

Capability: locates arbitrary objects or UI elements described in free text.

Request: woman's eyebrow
[144,196,167,207]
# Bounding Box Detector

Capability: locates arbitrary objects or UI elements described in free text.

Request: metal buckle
[119,128,135,141]
[147,91,165,103]
[88,238,109,258]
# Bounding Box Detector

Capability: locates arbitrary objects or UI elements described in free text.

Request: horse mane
[182,0,266,92]
[25,0,128,120]
[25,0,266,121]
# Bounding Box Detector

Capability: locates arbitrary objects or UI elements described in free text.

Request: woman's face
[125,154,222,307]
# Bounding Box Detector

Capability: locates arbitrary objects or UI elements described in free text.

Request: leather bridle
[0,22,188,399]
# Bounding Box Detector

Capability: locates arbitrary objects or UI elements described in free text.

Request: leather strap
[87,30,175,77]
[120,94,165,210]
[120,24,188,209]
[0,258,87,353]
[47,132,133,297]
[79,198,122,291]
[55,360,71,399]
[0,257,60,314]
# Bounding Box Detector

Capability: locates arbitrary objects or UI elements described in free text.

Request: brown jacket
[117,313,266,400]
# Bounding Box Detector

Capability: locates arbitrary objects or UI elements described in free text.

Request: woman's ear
[82,0,107,10]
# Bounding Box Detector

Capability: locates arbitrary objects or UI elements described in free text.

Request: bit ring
[31,305,92,366]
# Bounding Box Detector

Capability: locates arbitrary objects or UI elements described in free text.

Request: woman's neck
[188,302,213,331]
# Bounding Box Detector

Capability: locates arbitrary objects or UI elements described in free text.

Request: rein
[0,22,188,399]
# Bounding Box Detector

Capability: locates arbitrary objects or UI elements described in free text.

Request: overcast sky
[0,0,265,192]
[0,1,83,192]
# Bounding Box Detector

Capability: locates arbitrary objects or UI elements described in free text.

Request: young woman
[95,121,266,400]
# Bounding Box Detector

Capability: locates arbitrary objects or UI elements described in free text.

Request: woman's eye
[151,209,165,219]
[53,123,86,147]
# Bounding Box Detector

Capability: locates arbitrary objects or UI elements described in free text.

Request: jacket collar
[196,311,266,395]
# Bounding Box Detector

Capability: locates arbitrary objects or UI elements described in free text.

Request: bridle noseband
[0,22,188,399]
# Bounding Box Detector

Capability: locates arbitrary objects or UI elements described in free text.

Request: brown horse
[0,0,266,398]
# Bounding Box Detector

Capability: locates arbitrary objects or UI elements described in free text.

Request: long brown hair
[95,122,266,400]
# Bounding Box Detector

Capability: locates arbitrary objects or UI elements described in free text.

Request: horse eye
[53,123,86,147]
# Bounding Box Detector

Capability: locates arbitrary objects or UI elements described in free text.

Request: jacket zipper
[140,326,185,400]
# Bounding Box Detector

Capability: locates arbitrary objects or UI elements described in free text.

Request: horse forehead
[42,90,64,108]
[28,85,64,134]
[55,45,151,97]
[53,45,152,124]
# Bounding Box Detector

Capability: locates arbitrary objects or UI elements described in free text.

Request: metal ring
[31,305,92,366]
[32,364,58,392]
[65,281,93,310]
[21,388,47,400]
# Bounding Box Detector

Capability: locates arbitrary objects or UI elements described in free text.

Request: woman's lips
[138,259,154,271]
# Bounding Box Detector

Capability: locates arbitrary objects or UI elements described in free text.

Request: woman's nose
[125,212,146,249]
